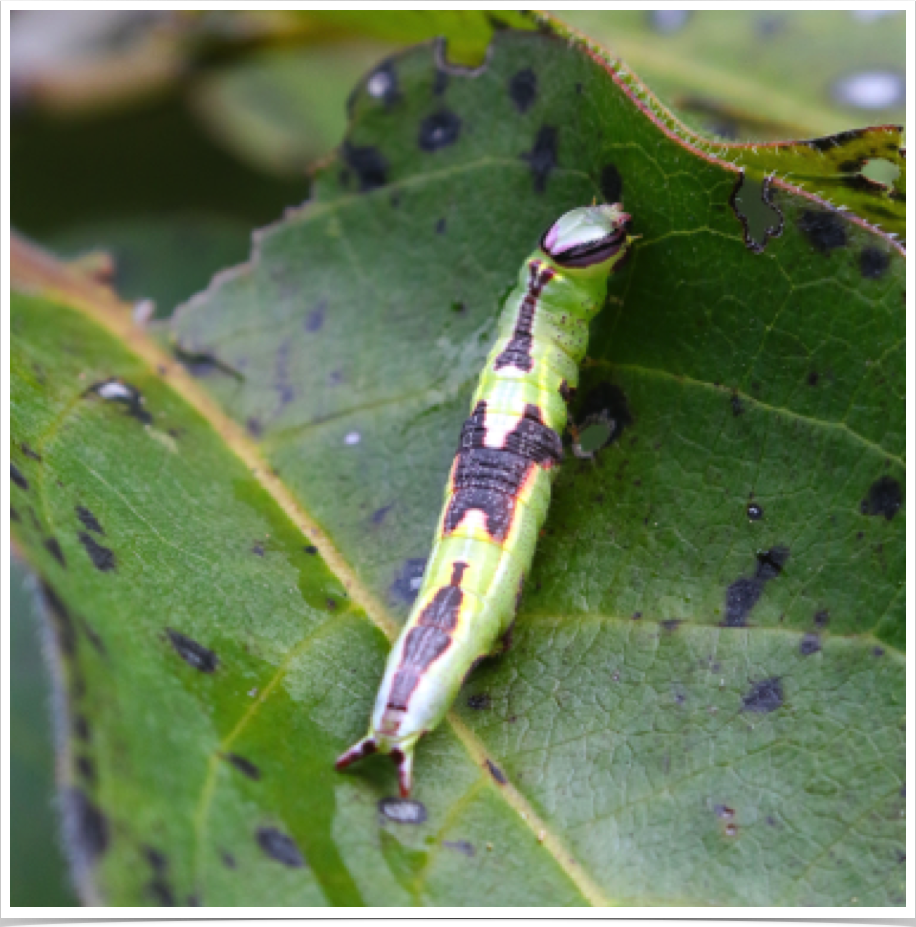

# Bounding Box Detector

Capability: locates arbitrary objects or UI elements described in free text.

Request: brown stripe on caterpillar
[444,402,561,541]
[493,261,555,372]
[450,560,469,585]
[459,400,562,466]
[384,564,468,713]
[386,626,452,710]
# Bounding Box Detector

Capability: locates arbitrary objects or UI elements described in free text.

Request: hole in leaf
[860,157,900,186]
[575,417,614,456]
[731,175,782,253]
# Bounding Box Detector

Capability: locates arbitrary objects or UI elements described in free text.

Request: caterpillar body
[336,204,633,795]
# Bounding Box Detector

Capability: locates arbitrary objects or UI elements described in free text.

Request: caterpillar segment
[336,204,633,795]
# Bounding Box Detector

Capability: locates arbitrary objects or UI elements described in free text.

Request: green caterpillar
[337,204,633,795]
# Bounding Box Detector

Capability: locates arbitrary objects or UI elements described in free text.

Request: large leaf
[12,27,905,908]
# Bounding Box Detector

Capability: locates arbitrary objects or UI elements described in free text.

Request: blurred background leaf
[560,10,905,139]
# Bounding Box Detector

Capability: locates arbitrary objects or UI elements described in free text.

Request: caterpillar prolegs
[336,204,633,795]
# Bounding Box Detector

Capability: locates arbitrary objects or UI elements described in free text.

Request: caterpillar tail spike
[335,733,417,797]
[336,204,633,794]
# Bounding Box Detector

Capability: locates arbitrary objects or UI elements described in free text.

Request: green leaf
[13,25,904,908]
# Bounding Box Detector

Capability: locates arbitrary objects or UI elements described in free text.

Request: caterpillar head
[541,204,632,273]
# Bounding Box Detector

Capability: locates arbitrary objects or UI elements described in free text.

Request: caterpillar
[336,204,633,795]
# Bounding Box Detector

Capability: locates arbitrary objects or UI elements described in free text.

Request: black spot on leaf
[372,504,393,525]
[246,417,262,438]
[45,576,78,647]
[256,826,305,867]
[814,609,830,627]
[724,547,789,626]
[807,128,876,153]
[798,209,847,253]
[21,442,42,461]
[304,545,318,555]
[746,503,764,520]
[521,125,558,193]
[873,646,885,657]
[166,628,218,673]
[79,617,107,656]
[860,475,902,520]
[64,787,109,861]
[860,246,890,279]
[305,303,326,332]
[79,532,116,572]
[76,756,95,782]
[600,163,623,203]
[341,142,388,192]
[724,578,763,628]
[742,677,783,712]
[379,797,427,824]
[173,346,242,380]
[756,546,789,579]
[508,68,537,113]
[806,370,820,386]
[224,753,261,781]
[418,110,462,151]
[11,507,20,522]
[467,693,491,710]
[76,506,104,535]
[88,379,152,424]
[44,537,66,567]
[11,463,29,491]
[443,839,475,857]
[486,759,507,784]
[661,619,683,632]
[435,218,447,234]
[799,634,821,656]
[73,715,91,741]
[730,393,745,416]
[148,879,176,906]
[221,851,236,869]
[144,846,168,871]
